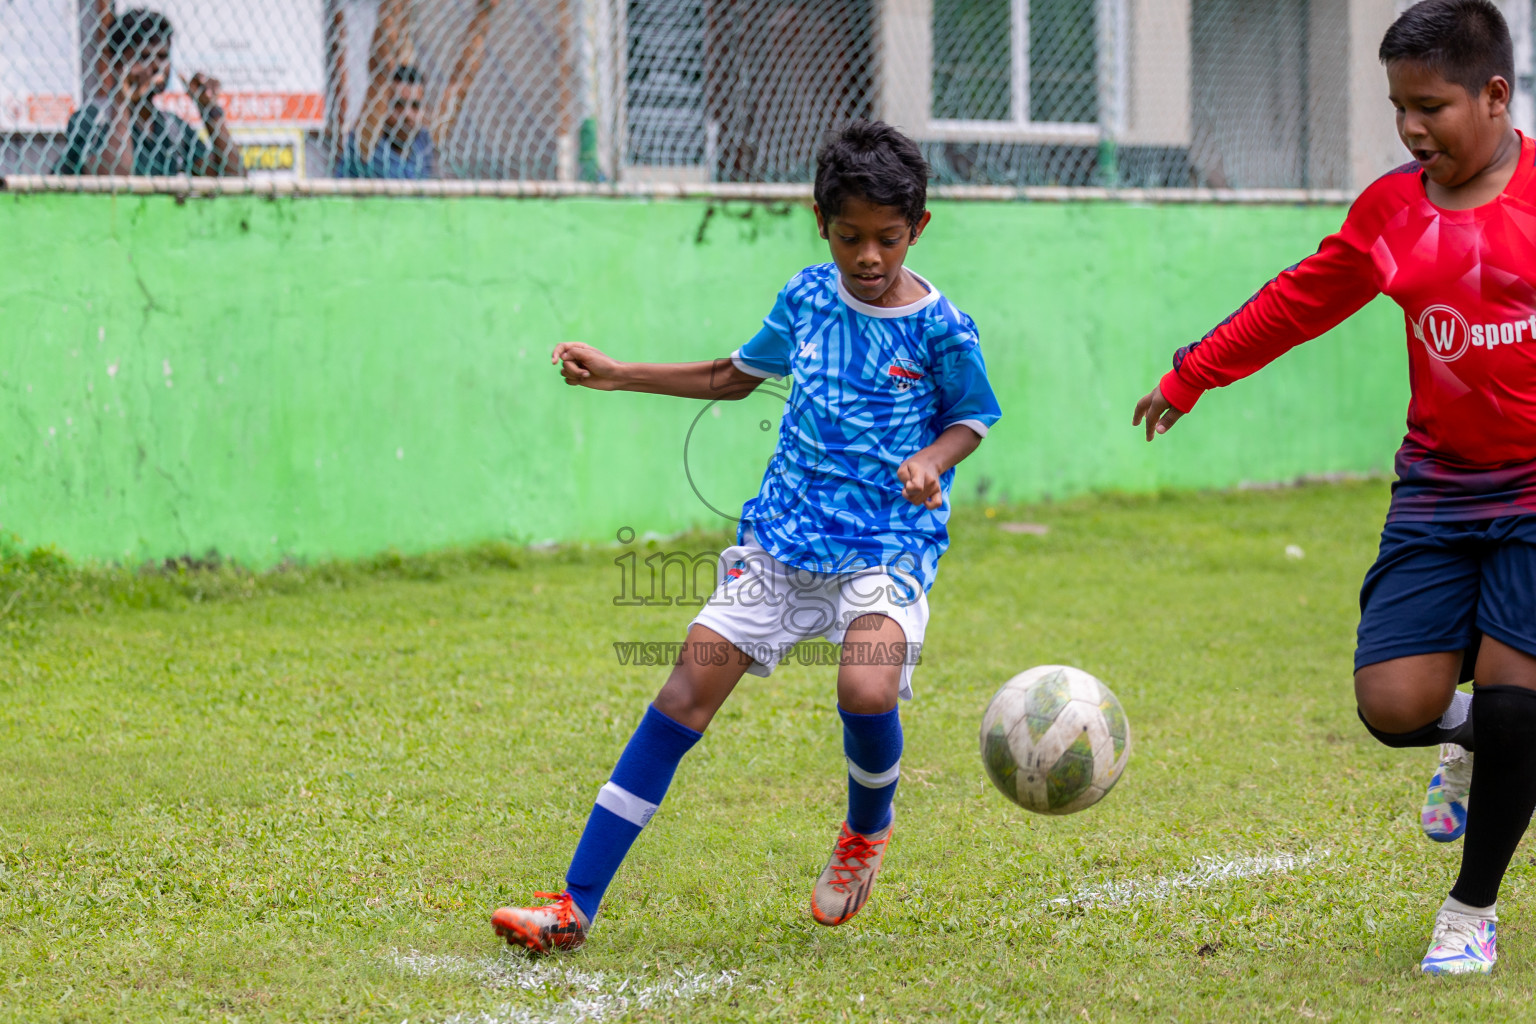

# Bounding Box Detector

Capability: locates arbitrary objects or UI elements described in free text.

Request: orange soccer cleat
[491,890,591,953]
[810,819,892,927]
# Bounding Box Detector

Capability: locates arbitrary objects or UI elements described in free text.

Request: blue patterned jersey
[729,263,1001,593]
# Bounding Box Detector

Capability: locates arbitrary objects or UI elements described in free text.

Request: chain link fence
[3,0,1534,191]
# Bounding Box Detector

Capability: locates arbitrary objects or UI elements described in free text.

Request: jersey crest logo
[798,340,819,360]
[887,358,925,392]
[1413,305,1471,362]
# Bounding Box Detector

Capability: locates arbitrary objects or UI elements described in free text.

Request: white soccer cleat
[1421,744,1473,843]
[811,819,892,927]
[1420,906,1496,975]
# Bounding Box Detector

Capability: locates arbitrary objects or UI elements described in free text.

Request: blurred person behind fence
[333,64,437,179]
[331,0,498,180]
[55,7,242,177]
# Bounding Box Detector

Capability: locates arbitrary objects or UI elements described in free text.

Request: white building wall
[1120,0,1190,146]
[879,0,933,139]
[1352,0,1407,188]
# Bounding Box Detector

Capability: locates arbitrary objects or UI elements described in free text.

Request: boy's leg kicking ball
[491,624,731,952]
[811,611,908,927]
[493,118,999,952]
[492,571,922,950]
[1132,0,1536,978]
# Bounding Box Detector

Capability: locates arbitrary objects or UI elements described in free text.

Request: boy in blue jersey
[491,120,1001,952]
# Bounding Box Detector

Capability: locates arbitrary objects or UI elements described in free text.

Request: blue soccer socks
[564,704,702,922]
[560,703,899,924]
[840,706,902,835]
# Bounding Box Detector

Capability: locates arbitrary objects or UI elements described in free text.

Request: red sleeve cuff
[1158,367,1203,414]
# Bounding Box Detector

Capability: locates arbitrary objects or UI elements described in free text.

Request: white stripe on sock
[595,781,658,827]
[847,757,900,789]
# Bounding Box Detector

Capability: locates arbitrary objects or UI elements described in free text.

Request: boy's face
[815,196,931,305]
[1387,59,1511,189]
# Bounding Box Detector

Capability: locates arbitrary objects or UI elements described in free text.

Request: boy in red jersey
[1134,0,1534,975]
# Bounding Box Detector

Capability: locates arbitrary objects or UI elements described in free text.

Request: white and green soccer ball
[980,665,1131,815]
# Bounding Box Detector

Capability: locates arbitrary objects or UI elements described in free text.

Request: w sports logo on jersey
[1414,304,1536,363]
[1415,305,1472,362]
[887,358,924,392]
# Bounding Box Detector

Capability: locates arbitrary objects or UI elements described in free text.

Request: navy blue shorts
[1356,515,1536,672]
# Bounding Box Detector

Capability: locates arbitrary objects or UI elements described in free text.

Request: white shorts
[689,535,930,701]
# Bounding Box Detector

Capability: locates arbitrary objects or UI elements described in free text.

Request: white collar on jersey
[836,268,943,319]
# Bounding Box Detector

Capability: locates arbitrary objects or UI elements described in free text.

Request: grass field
[3,481,1534,1023]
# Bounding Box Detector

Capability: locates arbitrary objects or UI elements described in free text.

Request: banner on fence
[144,0,326,128]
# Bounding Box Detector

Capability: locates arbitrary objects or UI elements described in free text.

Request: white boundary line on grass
[388,949,737,1024]
[388,851,1326,1017]
[1050,849,1331,909]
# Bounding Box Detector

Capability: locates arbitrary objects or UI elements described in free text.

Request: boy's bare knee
[1356,693,1428,734]
[652,672,719,732]
[1354,664,1453,734]
[836,672,899,715]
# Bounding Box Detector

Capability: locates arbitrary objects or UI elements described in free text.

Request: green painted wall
[0,192,1407,565]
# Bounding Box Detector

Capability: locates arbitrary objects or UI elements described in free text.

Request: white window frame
[925,0,1125,145]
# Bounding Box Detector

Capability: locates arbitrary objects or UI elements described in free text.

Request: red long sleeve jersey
[1162,132,1536,521]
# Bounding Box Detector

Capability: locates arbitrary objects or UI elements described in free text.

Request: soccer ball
[979,665,1131,815]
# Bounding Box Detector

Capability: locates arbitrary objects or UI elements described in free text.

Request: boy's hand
[551,342,626,390]
[1132,385,1184,441]
[897,453,945,509]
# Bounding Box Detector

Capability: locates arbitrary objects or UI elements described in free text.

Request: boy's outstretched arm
[1131,194,1385,442]
[552,342,765,400]
[898,424,983,509]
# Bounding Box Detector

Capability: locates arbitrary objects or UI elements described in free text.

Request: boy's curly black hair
[1380,0,1514,96]
[814,120,931,231]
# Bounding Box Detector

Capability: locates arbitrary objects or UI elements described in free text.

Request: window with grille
[931,0,1100,128]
